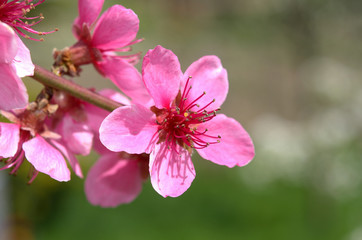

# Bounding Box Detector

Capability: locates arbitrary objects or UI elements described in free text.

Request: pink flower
[71,0,150,105]
[100,45,255,197]
[0,22,33,110]
[0,109,72,182]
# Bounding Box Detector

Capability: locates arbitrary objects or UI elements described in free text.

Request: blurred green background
[1,0,362,239]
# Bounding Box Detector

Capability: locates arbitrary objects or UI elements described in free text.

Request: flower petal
[99,88,131,105]
[83,89,132,155]
[23,135,71,182]
[13,35,34,77]
[100,104,158,154]
[61,114,93,156]
[0,22,17,63]
[50,140,83,179]
[149,143,195,197]
[0,123,20,158]
[96,57,152,106]
[142,46,182,109]
[196,114,255,168]
[0,64,28,110]
[78,0,104,28]
[92,5,139,50]
[85,153,143,207]
[183,55,228,111]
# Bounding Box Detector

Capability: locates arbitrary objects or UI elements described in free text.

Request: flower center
[0,0,57,41]
[152,77,221,151]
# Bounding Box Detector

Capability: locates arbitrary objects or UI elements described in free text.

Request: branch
[31,65,122,112]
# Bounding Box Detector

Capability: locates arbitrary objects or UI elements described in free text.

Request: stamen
[153,75,222,153]
[183,91,206,111]
[196,99,216,113]
[28,170,39,184]
[0,0,53,41]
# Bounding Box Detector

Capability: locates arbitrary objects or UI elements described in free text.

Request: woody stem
[31,65,122,112]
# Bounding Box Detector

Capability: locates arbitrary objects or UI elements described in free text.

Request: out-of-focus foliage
[2,0,362,239]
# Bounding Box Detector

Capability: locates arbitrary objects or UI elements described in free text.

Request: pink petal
[61,114,93,156]
[92,5,139,50]
[84,88,131,132]
[83,89,132,155]
[96,57,152,106]
[83,104,108,133]
[92,132,109,155]
[85,153,143,207]
[142,46,182,109]
[183,55,228,111]
[196,114,255,168]
[0,123,20,158]
[0,64,28,110]
[99,88,131,106]
[78,0,104,28]
[99,104,158,154]
[149,143,195,197]
[0,22,17,63]
[23,135,71,182]
[13,35,34,78]
[50,140,83,178]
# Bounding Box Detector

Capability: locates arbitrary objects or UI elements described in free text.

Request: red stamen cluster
[154,77,221,152]
[0,0,57,41]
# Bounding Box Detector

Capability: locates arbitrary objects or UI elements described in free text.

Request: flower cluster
[0,0,255,207]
